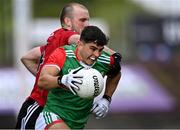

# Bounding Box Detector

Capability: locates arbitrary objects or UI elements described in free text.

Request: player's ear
[77,41,84,50]
[76,40,80,45]
[64,17,72,28]
[78,40,81,44]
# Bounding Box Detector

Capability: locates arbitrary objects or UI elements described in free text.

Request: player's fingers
[92,106,102,114]
[91,103,98,112]
[68,86,77,95]
[97,112,104,118]
[95,112,104,119]
[95,108,104,116]
[73,75,83,79]
[70,82,79,90]
[72,78,83,85]
[101,105,108,112]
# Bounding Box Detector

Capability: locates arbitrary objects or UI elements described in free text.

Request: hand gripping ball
[74,68,104,99]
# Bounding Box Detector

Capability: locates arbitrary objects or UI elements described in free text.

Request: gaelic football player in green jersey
[35,26,121,129]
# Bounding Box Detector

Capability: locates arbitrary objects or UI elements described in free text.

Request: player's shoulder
[99,50,111,59]
[58,28,77,34]
[49,28,68,36]
[48,28,77,37]
[52,46,66,54]
[49,28,62,36]
[63,44,77,50]
[97,51,111,65]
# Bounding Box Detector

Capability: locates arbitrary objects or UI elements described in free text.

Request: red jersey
[29,28,78,106]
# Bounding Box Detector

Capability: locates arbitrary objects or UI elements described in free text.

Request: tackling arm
[21,46,41,76]
[68,34,80,44]
[103,46,116,55]
[38,66,60,90]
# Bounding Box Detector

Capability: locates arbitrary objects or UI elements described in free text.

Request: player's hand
[91,98,110,119]
[58,68,83,95]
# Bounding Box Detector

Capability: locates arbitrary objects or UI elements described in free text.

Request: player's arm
[38,65,60,90]
[105,72,121,99]
[38,48,64,90]
[91,52,122,119]
[103,46,116,55]
[21,46,42,76]
[68,34,80,44]
[38,65,82,95]
[38,48,82,95]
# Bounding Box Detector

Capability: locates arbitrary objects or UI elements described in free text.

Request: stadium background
[0,0,180,128]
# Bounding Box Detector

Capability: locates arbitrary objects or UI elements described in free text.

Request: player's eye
[80,18,88,22]
[99,48,104,52]
[90,47,97,52]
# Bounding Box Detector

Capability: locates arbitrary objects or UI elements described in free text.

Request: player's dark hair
[80,26,109,46]
[60,3,88,27]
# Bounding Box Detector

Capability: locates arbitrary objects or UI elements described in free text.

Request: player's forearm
[38,74,59,90]
[21,46,41,76]
[21,58,38,76]
[105,72,121,97]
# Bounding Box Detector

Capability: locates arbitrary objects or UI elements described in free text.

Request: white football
[74,68,104,99]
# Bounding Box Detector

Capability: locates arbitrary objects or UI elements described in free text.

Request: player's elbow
[38,75,48,89]
[68,34,80,44]
[20,55,30,67]
[20,56,26,65]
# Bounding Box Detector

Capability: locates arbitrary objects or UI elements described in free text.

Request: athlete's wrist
[57,75,63,85]
[103,94,112,103]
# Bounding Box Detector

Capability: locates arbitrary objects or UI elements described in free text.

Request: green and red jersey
[43,44,114,129]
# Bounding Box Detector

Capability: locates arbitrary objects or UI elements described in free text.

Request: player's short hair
[80,26,109,46]
[60,3,88,27]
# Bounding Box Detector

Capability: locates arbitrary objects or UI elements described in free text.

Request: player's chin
[86,59,95,66]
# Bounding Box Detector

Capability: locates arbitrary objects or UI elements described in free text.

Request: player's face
[71,7,89,34]
[78,42,104,65]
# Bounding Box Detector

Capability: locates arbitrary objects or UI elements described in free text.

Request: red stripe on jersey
[44,120,65,130]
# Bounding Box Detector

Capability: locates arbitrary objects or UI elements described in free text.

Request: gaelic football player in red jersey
[15,3,90,129]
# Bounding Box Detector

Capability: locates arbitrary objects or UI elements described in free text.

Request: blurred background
[0,0,180,129]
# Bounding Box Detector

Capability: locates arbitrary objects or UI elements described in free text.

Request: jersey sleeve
[47,29,78,47]
[45,48,66,71]
[110,55,115,66]
[62,31,78,44]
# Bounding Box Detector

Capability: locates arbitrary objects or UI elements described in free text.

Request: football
[74,68,104,99]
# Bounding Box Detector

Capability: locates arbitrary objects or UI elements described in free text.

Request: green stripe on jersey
[43,111,52,125]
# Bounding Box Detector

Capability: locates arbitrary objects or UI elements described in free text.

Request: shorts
[35,111,64,129]
[15,98,43,129]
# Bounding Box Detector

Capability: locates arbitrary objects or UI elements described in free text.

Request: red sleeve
[62,31,78,44]
[47,29,78,46]
[110,55,114,66]
[45,47,66,70]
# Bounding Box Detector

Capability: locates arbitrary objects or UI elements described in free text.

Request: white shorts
[35,111,63,130]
